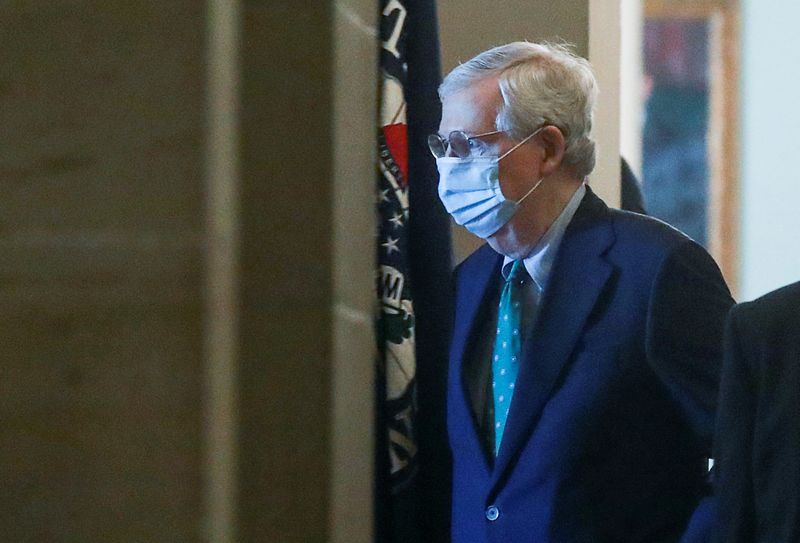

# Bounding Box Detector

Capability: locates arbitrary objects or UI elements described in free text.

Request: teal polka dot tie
[493,260,526,456]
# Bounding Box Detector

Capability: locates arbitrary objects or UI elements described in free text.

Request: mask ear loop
[495,125,548,204]
[496,125,546,161]
[515,176,546,205]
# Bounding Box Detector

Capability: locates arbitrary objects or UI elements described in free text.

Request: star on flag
[382,236,400,254]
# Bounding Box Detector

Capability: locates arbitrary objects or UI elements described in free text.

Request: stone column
[0,3,207,541]
[235,0,376,542]
[0,1,376,541]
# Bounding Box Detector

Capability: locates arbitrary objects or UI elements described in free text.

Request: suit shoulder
[608,208,693,251]
[603,209,732,313]
[734,281,800,333]
[752,280,800,308]
[604,208,712,275]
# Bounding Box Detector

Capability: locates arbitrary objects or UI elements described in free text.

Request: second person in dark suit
[715,281,800,542]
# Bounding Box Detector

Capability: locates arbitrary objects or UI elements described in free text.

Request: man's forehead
[439,76,502,134]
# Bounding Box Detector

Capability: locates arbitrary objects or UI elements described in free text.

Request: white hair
[439,41,598,178]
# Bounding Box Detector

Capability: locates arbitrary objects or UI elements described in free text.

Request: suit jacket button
[485,505,500,521]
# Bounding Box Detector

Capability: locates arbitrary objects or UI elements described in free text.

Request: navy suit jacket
[448,188,733,542]
[714,281,800,542]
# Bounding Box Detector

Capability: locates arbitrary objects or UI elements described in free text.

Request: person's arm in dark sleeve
[713,305,757,543]
[645,238,735,450]
[646,239,734,543]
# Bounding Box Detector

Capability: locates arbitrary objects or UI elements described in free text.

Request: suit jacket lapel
[451,246,503,471]
[492,189,616,485]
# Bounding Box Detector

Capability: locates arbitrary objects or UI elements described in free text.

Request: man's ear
[538,125,566,176]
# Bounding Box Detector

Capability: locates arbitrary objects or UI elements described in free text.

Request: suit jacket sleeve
[713,305,756,542]
[645,238,734,450]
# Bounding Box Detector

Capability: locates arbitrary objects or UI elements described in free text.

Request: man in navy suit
[430,42,733,542]
[714,281,800,542]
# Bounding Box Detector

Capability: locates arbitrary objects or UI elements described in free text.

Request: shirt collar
[502,183,586,291]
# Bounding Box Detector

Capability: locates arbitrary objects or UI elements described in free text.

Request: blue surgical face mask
[436,128,545,239]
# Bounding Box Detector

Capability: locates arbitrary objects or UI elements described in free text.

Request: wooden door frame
[644,0,740,293]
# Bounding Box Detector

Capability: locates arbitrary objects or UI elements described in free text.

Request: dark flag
[376,0,452,541]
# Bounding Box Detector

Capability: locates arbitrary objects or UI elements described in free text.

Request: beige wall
[1,1,376,542]
[439,1,589,72]
[0,3,207,541]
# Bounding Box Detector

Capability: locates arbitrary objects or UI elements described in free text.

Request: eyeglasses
[427,130,504,159]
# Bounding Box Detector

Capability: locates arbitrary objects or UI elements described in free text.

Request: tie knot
[506,260,526,283]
